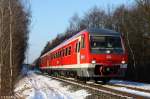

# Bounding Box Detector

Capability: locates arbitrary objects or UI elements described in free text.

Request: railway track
[42,73,150,99]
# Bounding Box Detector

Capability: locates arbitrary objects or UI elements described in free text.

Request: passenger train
[39,28,128,83]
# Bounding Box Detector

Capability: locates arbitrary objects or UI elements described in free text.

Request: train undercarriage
[40,64,126,84]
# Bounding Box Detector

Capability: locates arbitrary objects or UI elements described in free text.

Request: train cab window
[90,36,123,54]
[81,36,85,48]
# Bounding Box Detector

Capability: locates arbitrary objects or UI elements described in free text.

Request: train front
[88,29,128,79]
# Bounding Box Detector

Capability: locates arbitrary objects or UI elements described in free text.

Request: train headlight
[91,60,96,64]
[121,60,126,64]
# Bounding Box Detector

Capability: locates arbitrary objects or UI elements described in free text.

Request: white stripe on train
[40,63,95,69]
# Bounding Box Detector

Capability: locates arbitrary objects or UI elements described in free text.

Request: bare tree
[0,0,30,97]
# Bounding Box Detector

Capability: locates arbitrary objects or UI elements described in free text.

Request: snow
[109,79,150,91]
[14,71,90,99]
[14,68,150,99]
[106,86,150,98]
[105,79,150,98]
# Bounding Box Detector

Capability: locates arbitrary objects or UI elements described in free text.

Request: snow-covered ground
[14,71,90,99]
[106,79,150,98]
[109,79,150,91]
[14,68,150,99]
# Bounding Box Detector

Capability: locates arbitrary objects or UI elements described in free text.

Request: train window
[68,46,71,55]
[59,51,61,57]
[55,53,56,58]
[64,49,66,56]
[58,52,59,57]
[81,36,85,48]
[57,52,59,58]
[63,49,65,57]
[60,51,61,57]
[65,48,68,56]
[50,55,51,60]
[52,54,54,59]
[67,47,69,55]
[77,42,80,52]
[75,43,78,53]
[58,52,59,58]
[61,50,63,57]
[56,52,58,58]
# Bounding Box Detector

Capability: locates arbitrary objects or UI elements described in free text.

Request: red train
[39,28,128,83]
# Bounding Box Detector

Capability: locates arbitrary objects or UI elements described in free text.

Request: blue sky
[27,0,134,63]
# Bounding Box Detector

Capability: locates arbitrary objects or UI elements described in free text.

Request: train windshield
[90,36,124,54]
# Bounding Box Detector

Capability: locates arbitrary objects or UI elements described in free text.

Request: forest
[0,0,30,97]
[39,0,150,83]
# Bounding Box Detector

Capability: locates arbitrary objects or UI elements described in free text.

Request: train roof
[87,28,121,36]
